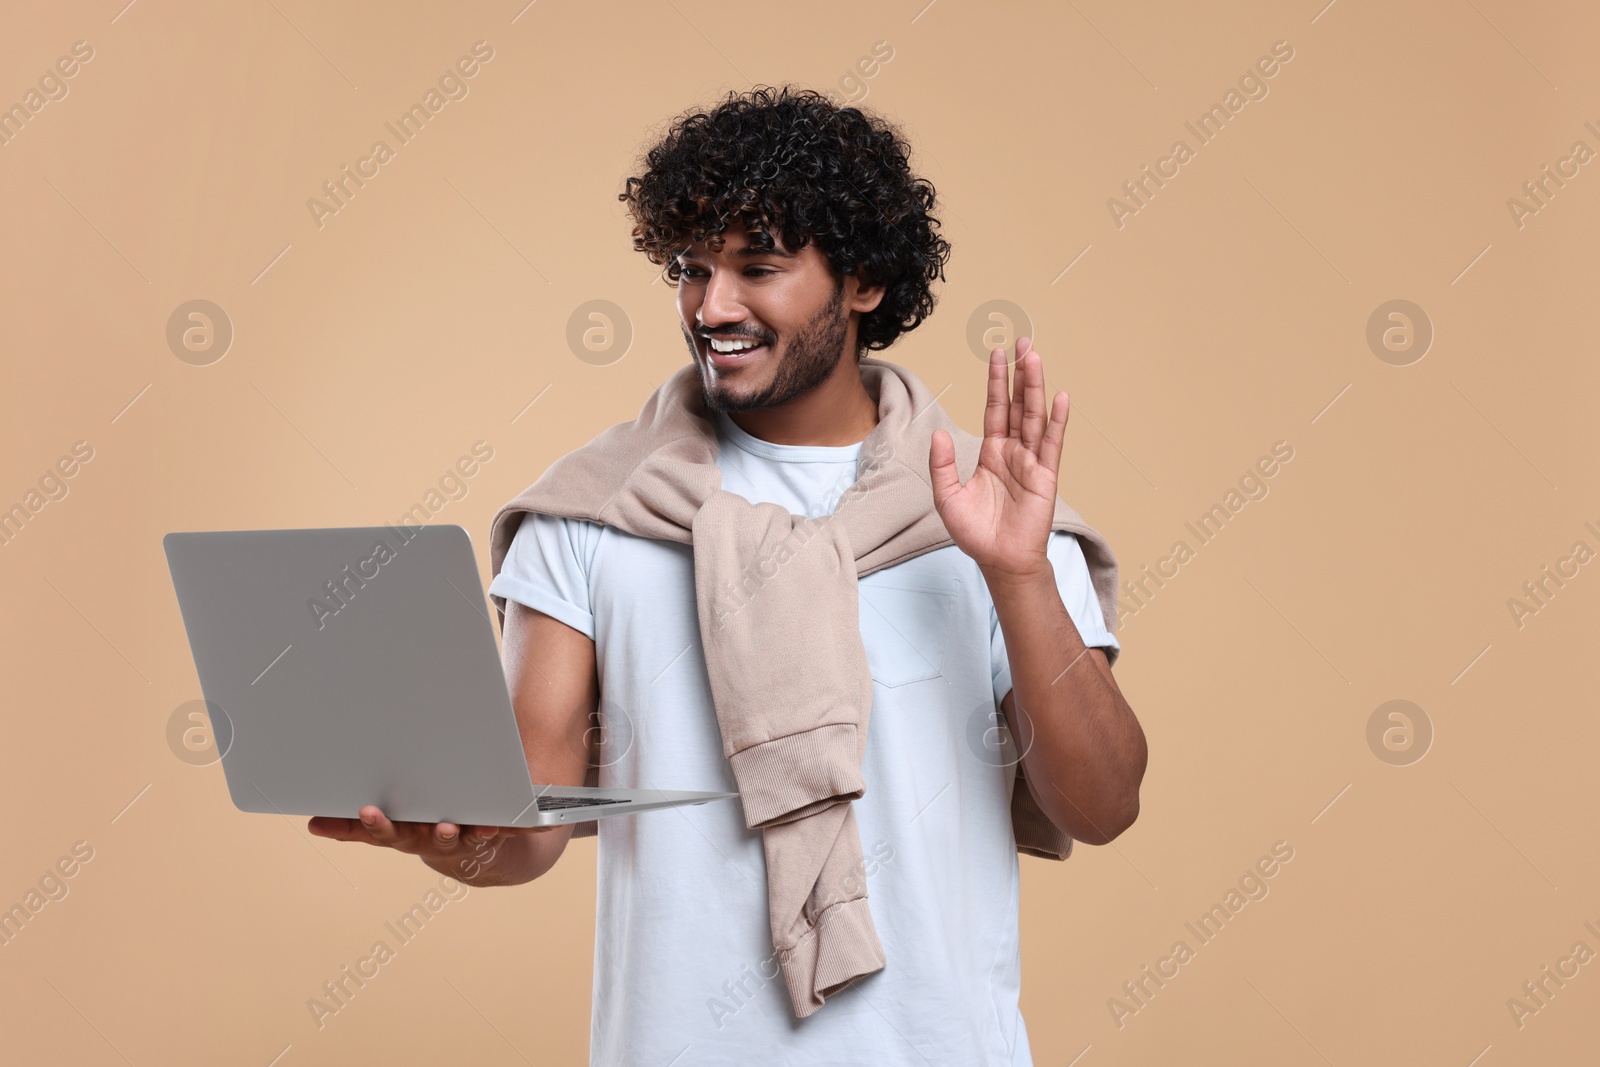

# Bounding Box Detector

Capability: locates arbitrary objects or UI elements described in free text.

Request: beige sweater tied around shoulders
[486,355,1120,1019]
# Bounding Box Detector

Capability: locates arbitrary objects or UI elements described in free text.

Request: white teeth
[709,338,761,354]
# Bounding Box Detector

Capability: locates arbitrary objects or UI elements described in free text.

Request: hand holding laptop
[309,804,568,886]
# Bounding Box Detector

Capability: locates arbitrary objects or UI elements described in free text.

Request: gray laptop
[163,524,737,827]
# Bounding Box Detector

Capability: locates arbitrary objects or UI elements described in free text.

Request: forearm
[986,563,1146,844]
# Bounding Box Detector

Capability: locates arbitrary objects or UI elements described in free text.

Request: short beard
[689,280,850,414]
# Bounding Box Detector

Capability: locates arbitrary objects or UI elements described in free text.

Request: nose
[696,266,747,332]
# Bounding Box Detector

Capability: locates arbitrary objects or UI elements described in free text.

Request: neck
[725,355,879,446]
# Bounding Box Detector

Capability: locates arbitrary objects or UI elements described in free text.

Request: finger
[308,816,373,843]
[1019,345,1047,454]
[431,822,464,852]
[358,805,402,846]
[983,345,1009,440]
[1008,342,1024,440]
[928,428,961,504]
[1040,389,1070,480]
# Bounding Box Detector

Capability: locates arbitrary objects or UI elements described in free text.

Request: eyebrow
[677,245,797,263]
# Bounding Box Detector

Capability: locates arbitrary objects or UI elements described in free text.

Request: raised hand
[928,336,1068,579]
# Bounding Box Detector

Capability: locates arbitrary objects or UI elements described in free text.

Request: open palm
[929,337,1069,578]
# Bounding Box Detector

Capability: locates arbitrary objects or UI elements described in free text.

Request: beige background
[1,0,1595,1063]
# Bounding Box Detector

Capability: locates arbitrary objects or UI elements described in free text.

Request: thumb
[929,428,961,504]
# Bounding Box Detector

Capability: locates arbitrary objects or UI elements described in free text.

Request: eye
[678,265,775,279]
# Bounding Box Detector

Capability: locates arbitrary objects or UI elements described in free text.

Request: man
[311,85,1146,1064]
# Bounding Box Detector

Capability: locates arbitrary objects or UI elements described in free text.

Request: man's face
[675,225,858,413]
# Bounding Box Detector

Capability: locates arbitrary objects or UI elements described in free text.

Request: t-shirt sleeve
[487,513,601,639]
[991,530,1120,708]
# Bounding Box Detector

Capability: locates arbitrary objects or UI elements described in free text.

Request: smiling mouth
[701,336,770,367]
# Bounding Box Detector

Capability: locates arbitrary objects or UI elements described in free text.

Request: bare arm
[309,599,599,887]
[930,335,1146,846]
[991,566,1145,844]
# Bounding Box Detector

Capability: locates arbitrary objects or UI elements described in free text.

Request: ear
[845,270,887,315]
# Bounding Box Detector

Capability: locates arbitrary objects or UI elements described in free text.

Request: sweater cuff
[779,895,886,1019]
[726,723,865,828]
[1011,763,1073,860]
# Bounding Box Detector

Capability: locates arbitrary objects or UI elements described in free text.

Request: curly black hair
[618,85,952,356]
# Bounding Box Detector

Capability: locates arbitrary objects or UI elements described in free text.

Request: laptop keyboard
[535,795,629,811]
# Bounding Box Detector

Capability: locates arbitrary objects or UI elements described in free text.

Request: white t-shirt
[489,410,1118,1067]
